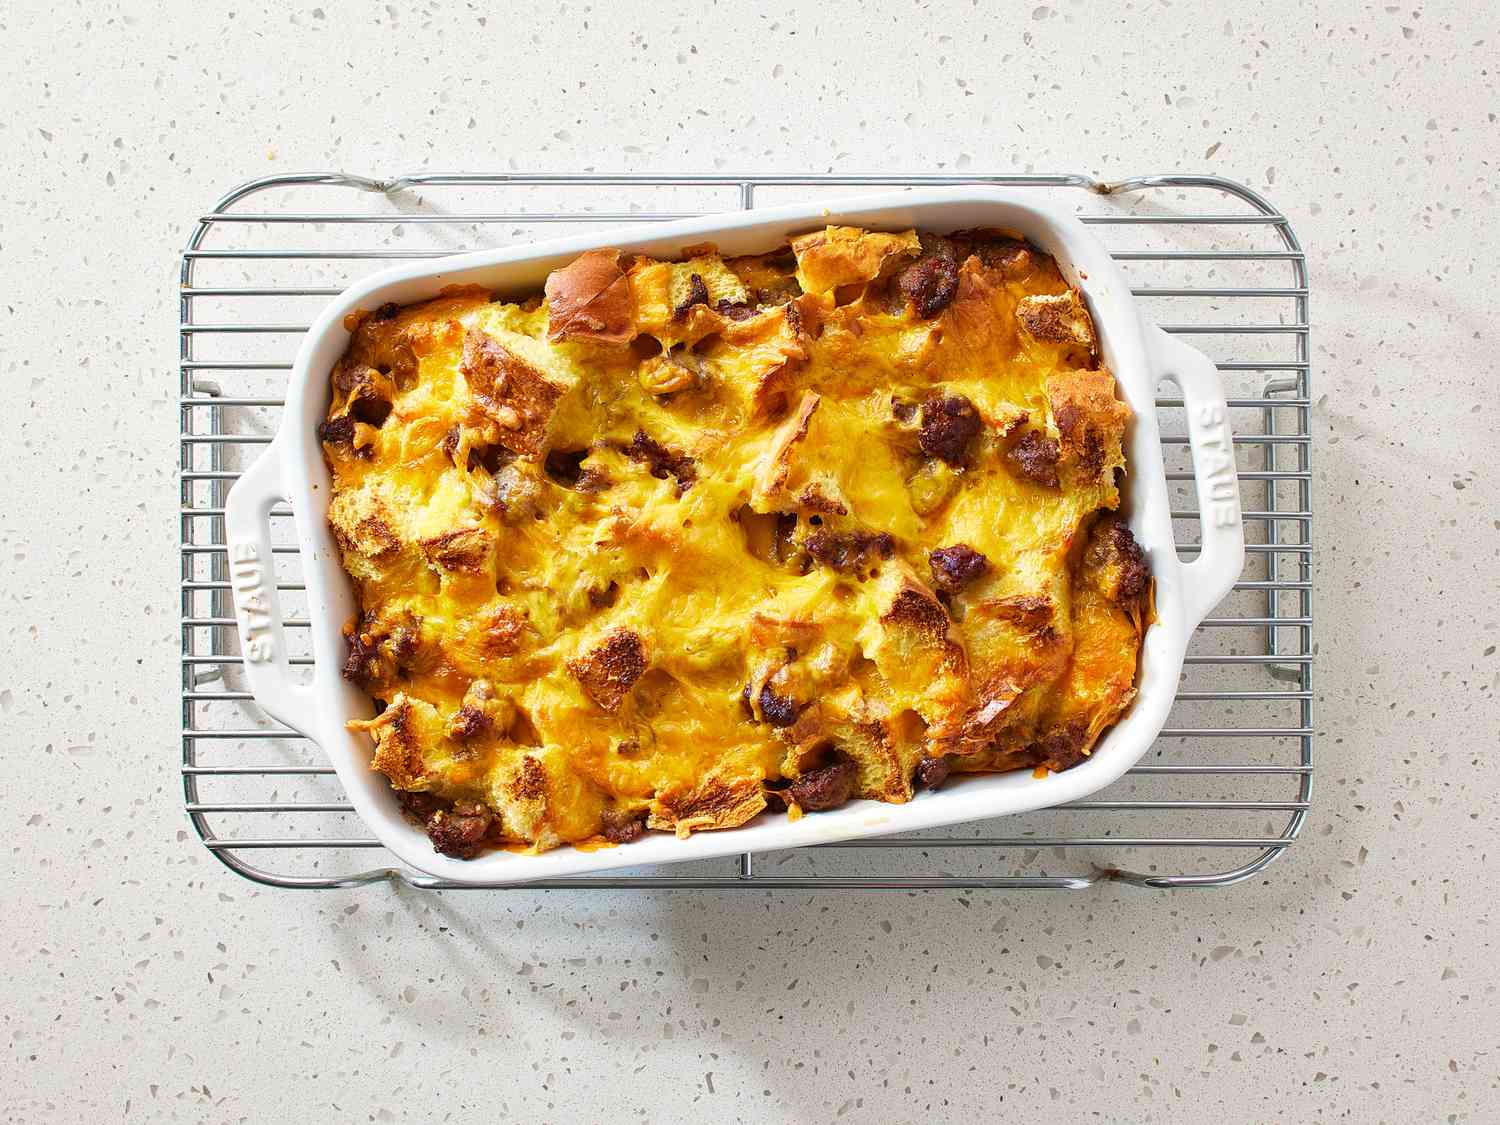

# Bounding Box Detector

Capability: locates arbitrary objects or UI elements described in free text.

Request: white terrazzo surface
[3,1,1498,1121]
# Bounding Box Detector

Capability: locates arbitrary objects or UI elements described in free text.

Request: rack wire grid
[180,172,1312,891]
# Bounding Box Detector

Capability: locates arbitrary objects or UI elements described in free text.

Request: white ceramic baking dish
[224,186,1244,885]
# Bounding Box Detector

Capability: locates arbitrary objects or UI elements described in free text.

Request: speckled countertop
[3,1,1498,1121]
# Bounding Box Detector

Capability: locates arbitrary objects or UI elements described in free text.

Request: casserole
[224,187,1244,885]
[317,225,1151,856]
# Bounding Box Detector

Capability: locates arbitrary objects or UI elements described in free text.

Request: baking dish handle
[1149,325,1246,626]
[222,439,318,734]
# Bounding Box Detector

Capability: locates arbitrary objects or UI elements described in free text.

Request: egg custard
[320,227,1151,858]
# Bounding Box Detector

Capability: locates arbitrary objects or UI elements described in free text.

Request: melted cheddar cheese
[321,227,1151,858]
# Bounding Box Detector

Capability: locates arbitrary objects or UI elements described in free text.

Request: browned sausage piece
[928,544,989,594]
[918,395,981,464]
[395,789,444,823]
[757,683,803,727]
[914,756,953,791]
[896,253,960,317]
[673,273,710,319]
[447,705,490,742]
[425,799,495,858]
[318,414,369,458]
[803,529,895,573]
[625,430,697,490]
[1032,719,1090,773]
[341,610,421,687]
[714,298,757,321]
[1005,429,1061,488]
[600,808,647,844]
[546,447,612,492]
[788,757,857,811]
[1092,516,1150,603]
[341,624,383,686]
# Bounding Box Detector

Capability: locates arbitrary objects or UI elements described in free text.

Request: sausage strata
[324,227,1150,858]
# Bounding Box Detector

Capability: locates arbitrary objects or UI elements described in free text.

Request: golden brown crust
[870,568,971,742]
[790,226,920,295]
[327,490,402,561]
[719,302,810,419]
[988,594,1056,635]
[1047,369,1132,481]
[754,390,820,502]
[471,604,529,658]
[323,227,1149,859]
[1018,289,1096,349]
[461,329,564,461]
[352,695,430,790]
[943,256,1017,350]
[566,629,649,713]
[881,579,955,641]
[510,755,548,801]
[649,775,768,837]
[418,526,492,573]
[544,248,637,344]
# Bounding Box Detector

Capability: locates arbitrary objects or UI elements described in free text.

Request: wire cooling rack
[180,172,1312,890]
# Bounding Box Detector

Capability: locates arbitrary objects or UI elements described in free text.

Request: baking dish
[224,186,1244,885]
